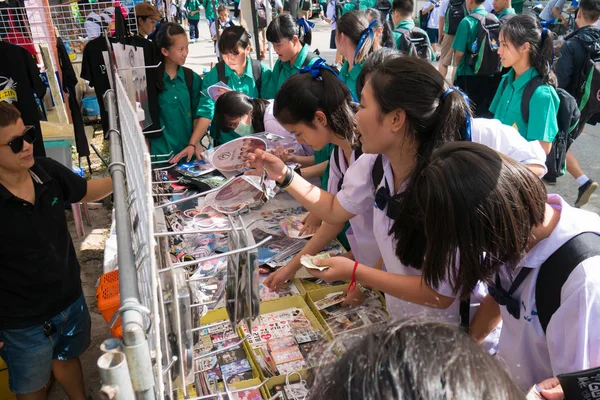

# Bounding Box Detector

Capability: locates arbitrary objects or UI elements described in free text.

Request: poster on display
[210,136,267,172]
[113,44,152,129]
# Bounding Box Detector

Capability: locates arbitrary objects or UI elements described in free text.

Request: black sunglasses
[1,126,36,154]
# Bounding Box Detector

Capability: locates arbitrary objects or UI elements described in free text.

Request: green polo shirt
[186,0,201,20]
[149,67,203,156]
[203,0,215,20]
[393,18,415,49]
[339,61,363,101]
[359,0,376,10]
[261,44,318,99]
[452,6,487,77]
[496,7,516,19]
[198,57,271,144]
[489,68,560,142]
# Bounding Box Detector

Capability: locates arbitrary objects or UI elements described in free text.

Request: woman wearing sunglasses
[0,102,114,400]
[246,57,547,349]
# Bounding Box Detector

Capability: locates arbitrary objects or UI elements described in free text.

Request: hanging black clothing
[0,41,46,156]
[56,37,90,157]
[81,35,161,138]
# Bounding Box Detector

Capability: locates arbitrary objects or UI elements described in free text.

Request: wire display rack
[100,39,270,400]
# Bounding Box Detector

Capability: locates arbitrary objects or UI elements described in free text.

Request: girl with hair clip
[336,11,377,101]
[171,26,271,161]
[392,141,600,394]
[364,8,395,50]
[213,90,308,156]
[490,14,560,154]
[245,56,548,351]
[149,22,203,158]
[261,14,319,99]
[263,61,381,297]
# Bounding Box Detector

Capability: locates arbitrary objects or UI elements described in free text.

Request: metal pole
[104,90,157,400]
[98,352,136,400]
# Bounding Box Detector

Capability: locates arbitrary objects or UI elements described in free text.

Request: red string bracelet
[348,261,359,292]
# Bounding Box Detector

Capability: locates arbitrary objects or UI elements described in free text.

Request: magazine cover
[251,229,307,265]
[206,176,266,214]
[207,81,232,101]
[175,159,216,177]
[210,136,267,172]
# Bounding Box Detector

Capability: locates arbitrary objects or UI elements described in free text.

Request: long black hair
[501,14,557,86]
[273,69,359,147]
[366,57,473,275]
[365,8,394,49]
[155,22,187,92]
[266,14,312,46]
[214,91,270,133]
[337,10,376,64]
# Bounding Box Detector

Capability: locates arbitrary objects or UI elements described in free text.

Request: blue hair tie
[299,58,359,102]
[354,20,377,62]
[297,18,315,35]
[441,86,472,141]
[541,27,548,40]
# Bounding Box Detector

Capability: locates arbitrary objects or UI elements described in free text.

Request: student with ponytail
[263,61,379,294]
[335,11,377,100]
[391,141,600,392]
[149,22,203,158]
[262,14,319,99]
[364,8,395,50]
[213,90,307,155]
[490,14,560,154]
[246,57,547,348]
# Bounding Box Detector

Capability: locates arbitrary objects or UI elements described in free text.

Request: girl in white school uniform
[263,59,382,297]
[394,141,600,393]
[246,57,548,346]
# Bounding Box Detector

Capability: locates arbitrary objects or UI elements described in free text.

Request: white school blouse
[496,194,600,390]
[335,118,547,340]
[328,147,381,268]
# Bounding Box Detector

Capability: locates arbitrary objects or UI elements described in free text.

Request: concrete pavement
[185,15,600,213]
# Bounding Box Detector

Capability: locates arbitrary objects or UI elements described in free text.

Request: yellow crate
[237,296,328,390]
[0,356,15,400]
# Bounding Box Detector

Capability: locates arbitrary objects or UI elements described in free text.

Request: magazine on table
[251,229,307,264]
[175,159,216,177]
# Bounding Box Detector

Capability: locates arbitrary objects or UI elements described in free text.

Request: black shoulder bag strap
[216,61,229,85]
[183,66,195,110]
[251,59,263,97]
[536,232,600,333]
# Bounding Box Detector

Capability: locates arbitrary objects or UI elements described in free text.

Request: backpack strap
[216,61,229,85]
[334,145,363,192]
[302,52,319,68]
[251,59,263,98]
[182,66,195,109]
[371,154,384,190]
[535,232,600,333]
[520,75,544,123]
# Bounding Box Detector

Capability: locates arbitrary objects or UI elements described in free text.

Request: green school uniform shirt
[359,0,376,10]
[489,67,560,142]
[339,61,363,100]
[186,0,201,21]
[149,67,203,156]
[203,0,216,20]
[393,18,415,49]
[452,5,487,77]
[496,7,516,19]
[197,57,272,144]
[261,44,318,99]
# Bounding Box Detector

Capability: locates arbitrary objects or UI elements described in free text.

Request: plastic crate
[43,139,72,170]
[96,271,123,339]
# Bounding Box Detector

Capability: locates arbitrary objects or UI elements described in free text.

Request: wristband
[348,261,359,292]
[276,165,295,189]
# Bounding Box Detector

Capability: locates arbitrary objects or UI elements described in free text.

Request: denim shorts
[0,294,91,394]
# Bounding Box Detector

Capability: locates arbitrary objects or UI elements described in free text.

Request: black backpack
[535,232,600,334]
[332,146,363,192]
[216,59,263,97]
[467,13,502,76]
[446,0,466,35]
[497,12,515,25]
[501,76,580,179]
[300,0,312,11]
[395,27,434,61]
[283,0,291,11]
[571,32,600,133]
[419,0,437,30]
